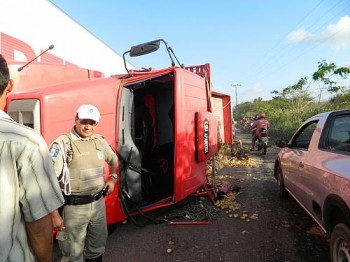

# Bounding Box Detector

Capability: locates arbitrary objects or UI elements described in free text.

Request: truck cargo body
[211,91,233,144]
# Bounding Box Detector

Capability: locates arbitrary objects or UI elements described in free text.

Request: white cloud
[285,29,311,43]
[240,83,268,103]
[286,15,350,49]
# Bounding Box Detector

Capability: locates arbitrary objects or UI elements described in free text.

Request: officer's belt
[64,190,104,205]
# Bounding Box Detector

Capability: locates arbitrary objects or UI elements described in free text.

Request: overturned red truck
[5,39,232,226]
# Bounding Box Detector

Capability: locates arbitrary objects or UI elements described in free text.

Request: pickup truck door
[282,120,318,210]
[303,112,350,222]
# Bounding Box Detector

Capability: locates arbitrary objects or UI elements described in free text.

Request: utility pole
[230,84,241,108]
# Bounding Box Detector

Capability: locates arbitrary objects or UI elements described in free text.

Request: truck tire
[330,223,350,262]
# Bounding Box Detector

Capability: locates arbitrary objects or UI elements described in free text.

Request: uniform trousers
[57,197,107,262]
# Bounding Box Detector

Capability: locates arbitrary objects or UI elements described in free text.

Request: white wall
[0,0,134,76]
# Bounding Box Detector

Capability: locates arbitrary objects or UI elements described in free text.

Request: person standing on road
[250,112,270,151]
[0,54,65,261]
[50,104,119,262]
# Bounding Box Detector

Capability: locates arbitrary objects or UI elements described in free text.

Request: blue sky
[50,0,350,104]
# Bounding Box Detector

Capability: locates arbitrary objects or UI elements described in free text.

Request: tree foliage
[233,59,350,142]
[271,77,313,123]
[312,59,350,94]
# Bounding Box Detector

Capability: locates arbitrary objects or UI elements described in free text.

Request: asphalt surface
[54,130,331,261]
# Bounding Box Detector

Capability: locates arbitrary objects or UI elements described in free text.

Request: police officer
[50,104,119,262]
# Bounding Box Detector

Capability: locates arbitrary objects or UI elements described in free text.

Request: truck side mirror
[122,39,183,72]
[129,40,160,57]
[275,139,289,148]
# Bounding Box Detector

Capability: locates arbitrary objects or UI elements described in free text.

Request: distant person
[250,113,260,136]
[50,104,119,262]
[250,112,270,151]
[0,54,65,261]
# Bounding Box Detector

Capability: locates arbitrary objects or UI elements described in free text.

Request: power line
[254,3,350,82]
[239,0,326,84]
[239,0,350,90]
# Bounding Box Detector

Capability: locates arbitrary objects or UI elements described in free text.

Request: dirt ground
[54,130,331,261]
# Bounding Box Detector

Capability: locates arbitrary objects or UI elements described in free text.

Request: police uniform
[50,128,118,262]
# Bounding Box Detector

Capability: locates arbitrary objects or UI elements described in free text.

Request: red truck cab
[6,39,219,226]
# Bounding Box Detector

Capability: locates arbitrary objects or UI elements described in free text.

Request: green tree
[312,59,350,99]
[271,77,312,123]
[233,59,350,143]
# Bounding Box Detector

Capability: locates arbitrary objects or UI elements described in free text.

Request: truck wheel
[276,164,287,198]
[331,223,350,262]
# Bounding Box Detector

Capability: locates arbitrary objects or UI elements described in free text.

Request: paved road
[54,130,330,261]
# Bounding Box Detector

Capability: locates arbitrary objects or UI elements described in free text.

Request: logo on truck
[203,119,209,154]
[0,32,77,67]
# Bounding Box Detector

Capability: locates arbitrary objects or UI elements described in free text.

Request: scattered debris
[282,220,291,228]
[203,143,264,223]
[241,230,249,235]
[307,226,327,238]
[206,143,263,183]
[162,203,220,224]
[214,191,241,211]
[164,142,264,225]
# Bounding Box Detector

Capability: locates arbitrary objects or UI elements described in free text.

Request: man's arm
[104,159,119,195]
[52,208,65,232]
[108,156,119,175]
[25,213,54,262]
[99,136,120,195]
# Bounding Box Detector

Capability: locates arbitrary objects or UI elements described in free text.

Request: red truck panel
[6,64,229,227]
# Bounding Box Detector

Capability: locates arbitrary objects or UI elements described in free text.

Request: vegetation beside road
[233,59,350,141]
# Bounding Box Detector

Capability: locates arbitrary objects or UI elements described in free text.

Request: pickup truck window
[323,114,350,153]
[292,121,318,149]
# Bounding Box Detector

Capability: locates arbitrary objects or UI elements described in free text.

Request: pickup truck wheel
[276,164,287,198]
[331,223,350,262]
